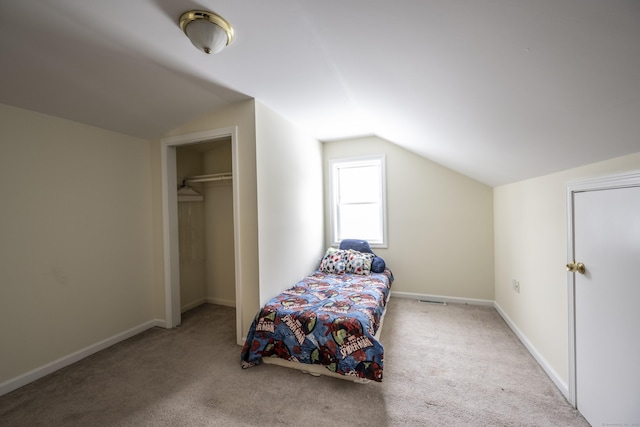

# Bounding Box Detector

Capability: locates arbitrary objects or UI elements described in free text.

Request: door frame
[161,126,242,344]
[565,169,640,407]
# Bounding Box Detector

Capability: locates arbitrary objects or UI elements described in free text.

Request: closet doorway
[161,127,242,344]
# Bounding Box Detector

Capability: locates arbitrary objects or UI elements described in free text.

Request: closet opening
[161,127,242,344]
[176,141,235,313]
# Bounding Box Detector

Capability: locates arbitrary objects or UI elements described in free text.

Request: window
[329,155,387,248]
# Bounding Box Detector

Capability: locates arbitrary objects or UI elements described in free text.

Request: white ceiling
[1,0,639,186]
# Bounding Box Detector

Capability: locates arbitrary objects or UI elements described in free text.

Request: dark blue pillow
[371,257,386,274]
[339,239,386,273]
[339,239,372,254]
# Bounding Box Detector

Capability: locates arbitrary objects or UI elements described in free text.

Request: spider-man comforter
[241,269,393,382]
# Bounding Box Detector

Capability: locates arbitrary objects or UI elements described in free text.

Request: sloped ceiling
[0,0,638,186]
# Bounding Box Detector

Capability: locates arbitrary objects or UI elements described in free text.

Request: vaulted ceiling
[1,0,638,186]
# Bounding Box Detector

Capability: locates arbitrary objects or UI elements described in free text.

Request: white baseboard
[0,319,163,397]
[205,297,236,308]
[391,291,494,306]
[493,301,569,400]
[181,298,206,313]
[154,318,168,329]
[182,297,236,313]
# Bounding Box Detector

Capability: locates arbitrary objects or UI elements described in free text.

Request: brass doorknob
[566,261,586,274]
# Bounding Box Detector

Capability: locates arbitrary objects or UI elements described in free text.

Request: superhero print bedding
[241,260,393,383]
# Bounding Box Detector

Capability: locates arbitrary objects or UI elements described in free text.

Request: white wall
[176,147,206,310]
[254,101,325,305]
[323,136,495,301]
[178,197,206,309]
[0,103,156,386]
[494,151,640,389]
[203,180,235,306]
[203,142,235,307]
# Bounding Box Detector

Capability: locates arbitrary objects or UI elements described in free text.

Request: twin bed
[241,240,393,383]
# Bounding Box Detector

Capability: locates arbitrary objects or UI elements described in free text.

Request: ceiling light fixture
[179,10,234,55]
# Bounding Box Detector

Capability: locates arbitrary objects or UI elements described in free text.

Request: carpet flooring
[0,297,588,426]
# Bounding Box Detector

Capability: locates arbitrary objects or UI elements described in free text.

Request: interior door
[573,185,640,426]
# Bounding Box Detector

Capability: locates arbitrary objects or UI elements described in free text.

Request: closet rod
[184,173,232,183]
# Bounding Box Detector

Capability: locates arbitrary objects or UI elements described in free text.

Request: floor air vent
[419,299,447,305]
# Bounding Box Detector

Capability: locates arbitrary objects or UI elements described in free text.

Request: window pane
[338,204,382,242]
[338,165,380,203]
[330,155,387,248]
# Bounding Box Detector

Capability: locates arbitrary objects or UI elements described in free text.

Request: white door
[573,185,640,426]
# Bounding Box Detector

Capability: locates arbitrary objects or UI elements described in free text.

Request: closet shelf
[184,172,232,183]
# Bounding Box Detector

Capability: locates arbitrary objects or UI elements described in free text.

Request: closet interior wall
[176,138,236,313]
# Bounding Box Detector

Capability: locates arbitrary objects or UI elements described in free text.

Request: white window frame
[329,154,388,248]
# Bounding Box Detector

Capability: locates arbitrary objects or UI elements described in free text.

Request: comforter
[241,269,393,382]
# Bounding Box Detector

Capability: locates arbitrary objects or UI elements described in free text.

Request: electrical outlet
[512,279,520,293]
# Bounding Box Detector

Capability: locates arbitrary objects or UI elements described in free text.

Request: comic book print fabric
[241,269,393,382]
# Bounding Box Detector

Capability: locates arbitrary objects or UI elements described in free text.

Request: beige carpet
[0,298,588,426]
